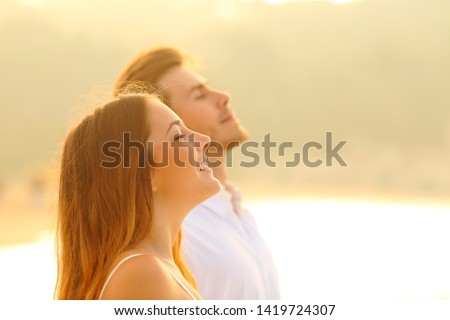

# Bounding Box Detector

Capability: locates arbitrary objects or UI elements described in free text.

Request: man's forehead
[178,67,207,87]
[164,67,206,88]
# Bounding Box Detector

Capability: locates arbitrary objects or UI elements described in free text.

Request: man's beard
[223,124,250,151]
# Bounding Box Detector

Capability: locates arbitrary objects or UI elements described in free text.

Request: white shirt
[182,183,280,300]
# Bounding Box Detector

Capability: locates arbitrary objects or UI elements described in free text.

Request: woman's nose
[195,132,211,150]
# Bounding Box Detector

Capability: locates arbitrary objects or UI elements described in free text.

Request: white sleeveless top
[98,253,197,300]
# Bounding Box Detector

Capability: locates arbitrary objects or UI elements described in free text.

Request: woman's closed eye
[173,132,186,141]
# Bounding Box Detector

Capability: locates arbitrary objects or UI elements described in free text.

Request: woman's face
[146,99,221,206]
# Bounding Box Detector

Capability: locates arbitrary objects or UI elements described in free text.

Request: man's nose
[215,90,230,109]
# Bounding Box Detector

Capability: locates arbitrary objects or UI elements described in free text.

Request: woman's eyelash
[174,133,185,141]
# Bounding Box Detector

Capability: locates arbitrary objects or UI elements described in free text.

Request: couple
[55,47,280,300]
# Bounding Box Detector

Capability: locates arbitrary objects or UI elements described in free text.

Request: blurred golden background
[1,0,449,244]
[0,0,449,300]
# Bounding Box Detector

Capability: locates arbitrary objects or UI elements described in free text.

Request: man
[113,47,280,299]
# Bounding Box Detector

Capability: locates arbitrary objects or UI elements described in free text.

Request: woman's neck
[135,196,187,261]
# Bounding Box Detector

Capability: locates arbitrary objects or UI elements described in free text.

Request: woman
[55,93,220,299]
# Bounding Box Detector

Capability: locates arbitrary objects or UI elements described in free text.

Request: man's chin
[237,127,250,143]
[223,127,250,150]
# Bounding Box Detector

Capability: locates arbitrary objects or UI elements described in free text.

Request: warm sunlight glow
[18,0,72,6]
[19,0,47,6]
[215,1,239,21]
[263,0,362,4]
[329,0,358,4]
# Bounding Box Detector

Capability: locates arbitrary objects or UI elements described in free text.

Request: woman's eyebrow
[166,120,181,134]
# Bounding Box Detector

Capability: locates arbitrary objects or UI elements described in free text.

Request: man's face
[157,66,249,148]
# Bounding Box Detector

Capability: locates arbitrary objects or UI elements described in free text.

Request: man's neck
[210,157,227,185]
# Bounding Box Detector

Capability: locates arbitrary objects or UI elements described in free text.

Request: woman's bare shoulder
[100,254,178,300]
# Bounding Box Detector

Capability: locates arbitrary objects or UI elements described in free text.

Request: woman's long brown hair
[55,94,197,300]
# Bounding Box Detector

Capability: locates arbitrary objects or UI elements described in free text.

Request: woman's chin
[196,178,221,204]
